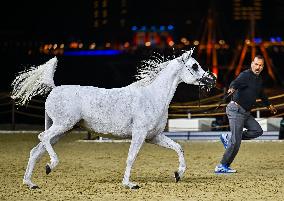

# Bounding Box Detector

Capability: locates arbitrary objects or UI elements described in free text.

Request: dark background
[1,0,283,89]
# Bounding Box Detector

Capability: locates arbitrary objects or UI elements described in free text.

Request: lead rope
[198,72,207,107]
[198,80,201,107]
[214,91,235,111]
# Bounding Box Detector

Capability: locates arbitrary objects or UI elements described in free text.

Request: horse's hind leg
[23,113,56,189]
[23,142,45,189]
[147,134,186,182]
[23,135,61,189]
[38,123,74,174]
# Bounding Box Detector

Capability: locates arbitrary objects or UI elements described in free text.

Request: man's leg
[220,106,245,166]
[242,115,263,140]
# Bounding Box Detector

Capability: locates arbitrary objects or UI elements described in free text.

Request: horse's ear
[187,47,195,59]
[177,48,195,64]
[176,52,186,64]
[181,52,189,62]
[182,48,195,62]
[177,57,183,64]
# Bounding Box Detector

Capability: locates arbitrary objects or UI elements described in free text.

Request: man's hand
[227,88,235,95]
[268,104,277,114]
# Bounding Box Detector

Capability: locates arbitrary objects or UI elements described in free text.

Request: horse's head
[178,50,216,90]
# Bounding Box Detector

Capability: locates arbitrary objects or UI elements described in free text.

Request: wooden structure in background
[231,15,277,81]
[198,9,219,77]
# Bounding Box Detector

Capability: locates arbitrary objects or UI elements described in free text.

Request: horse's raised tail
[11,57,58,106]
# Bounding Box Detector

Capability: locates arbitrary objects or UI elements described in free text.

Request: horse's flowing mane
[134,48,195,86]
[134,52,177,86]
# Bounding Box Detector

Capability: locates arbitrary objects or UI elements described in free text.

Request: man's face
[251,57,264,75]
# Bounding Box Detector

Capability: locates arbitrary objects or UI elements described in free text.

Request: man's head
[251,55,264,75]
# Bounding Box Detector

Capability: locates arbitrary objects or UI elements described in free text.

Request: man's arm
[229,71,249,90]
[259,88,277,114]
[227,71,249,95]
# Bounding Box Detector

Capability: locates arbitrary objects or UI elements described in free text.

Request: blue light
[64,50,123,56]
[270,37,276,42]
[160,26,165,31]
[276,36,282,42]
[131,26,138,31]
[168,25,174,30]
[141,26,146,31]
[253,37,262,44]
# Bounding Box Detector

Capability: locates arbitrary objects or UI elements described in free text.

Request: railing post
[11,99,15,130]
[256,110,260,118]
[84,131,95,140]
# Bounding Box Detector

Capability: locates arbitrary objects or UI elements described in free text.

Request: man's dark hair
[254,55,264,61]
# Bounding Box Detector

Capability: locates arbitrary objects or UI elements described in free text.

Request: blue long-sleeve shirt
[230,69,270,111]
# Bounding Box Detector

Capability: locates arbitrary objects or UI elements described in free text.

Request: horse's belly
[80,90,134,137]
[81,119,132,138]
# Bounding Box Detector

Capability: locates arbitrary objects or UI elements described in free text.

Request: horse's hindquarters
[45,86,82,126]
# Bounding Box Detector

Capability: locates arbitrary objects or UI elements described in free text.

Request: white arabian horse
[11,50,215,189]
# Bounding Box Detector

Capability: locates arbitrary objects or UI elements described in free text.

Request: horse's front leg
[147,134,186,182]
[122,129,147,189]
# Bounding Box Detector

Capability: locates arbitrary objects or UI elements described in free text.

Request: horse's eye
[192,63,199,71]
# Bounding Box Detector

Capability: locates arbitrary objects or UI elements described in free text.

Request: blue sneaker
[220,133,229,149]
[214,164,237,174]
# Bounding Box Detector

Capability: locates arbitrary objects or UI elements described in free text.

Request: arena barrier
[0,92,283,132]
[0,129,280,141]
[168,117,282,132]
[77,131,280,141]
[163,131,280,141]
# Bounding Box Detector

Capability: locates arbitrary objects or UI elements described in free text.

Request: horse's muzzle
[198,72,216,89]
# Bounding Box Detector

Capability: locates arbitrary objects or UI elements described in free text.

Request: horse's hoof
[174,171,180,182]
[31,185,39,189]
[131,185,140,189]
[46,164,51,175]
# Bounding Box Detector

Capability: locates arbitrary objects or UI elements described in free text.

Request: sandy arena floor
[0,133,284,201]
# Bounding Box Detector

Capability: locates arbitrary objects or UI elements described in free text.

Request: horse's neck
[148,61,181,111]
